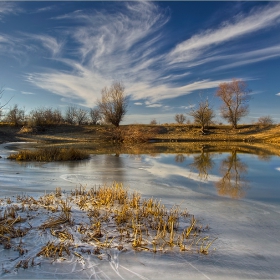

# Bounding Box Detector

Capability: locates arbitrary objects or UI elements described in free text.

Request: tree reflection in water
[187,147,249,199]
[190,150,215,180]
[175,154,186,163]
[215,149,249,199]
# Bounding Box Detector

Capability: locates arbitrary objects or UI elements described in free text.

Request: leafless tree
[150,118,157,125]
[0,87,13,117]
[4,104,25,126]
[28,107,63,127]
[75,108,88,125]
[89,108,101,125]
[97,82,129,127]
[64,106,77,125]
[257,115,273,127]
[216,79,251,129]
[175,113,186,124]
[188,99,215,131]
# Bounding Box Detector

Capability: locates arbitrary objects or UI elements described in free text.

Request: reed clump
[7,146,90,161]
[0,183,217,274]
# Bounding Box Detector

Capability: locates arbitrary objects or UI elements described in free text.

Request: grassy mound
[7,146,89,161]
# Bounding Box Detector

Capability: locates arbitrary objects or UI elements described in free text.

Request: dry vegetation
[1,123,280,149]
[0,183,216,274]
[7,146,89,161]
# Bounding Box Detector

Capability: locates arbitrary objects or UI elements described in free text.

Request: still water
[0,142,280,279]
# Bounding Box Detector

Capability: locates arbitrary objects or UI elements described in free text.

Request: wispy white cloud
[24,34,63,57]
[180,105,195,110]
[276,93,280,96]
[33,5,56,14]
[134,102,142,106]
[21,91,35,95]
[5,87,16,91]
[25,2,280,108]
[146,103,162,108]
[0,2,21,20]
[209,44,280,72]
[168,3,280,64]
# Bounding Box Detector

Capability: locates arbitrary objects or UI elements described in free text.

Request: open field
[1,123,280,151]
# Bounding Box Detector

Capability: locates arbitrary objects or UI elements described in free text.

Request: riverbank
[1,123,280,147]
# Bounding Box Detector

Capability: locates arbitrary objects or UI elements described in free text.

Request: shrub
[175,113,186,124]
[105,126,157,143]
[257,116,273,127]
[4,104,25,126]
[7,146,89,161]
[28,108,63,127]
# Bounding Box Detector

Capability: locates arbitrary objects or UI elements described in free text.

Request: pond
[0,142,280,279]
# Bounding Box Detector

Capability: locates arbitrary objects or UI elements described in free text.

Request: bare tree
[188,99,215,131]
[28,107,63,127]
[0,87,13,117]
[75,108,88,125]
[89,108,101,125]
[150,118,157,125]
[257,115,273,127]
[4,104,25,126]
[175,113,186,124]
[97,82,129,127]
[64,106,77,125]
[216,79,251,129]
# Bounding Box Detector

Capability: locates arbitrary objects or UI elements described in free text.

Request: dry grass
[0,183,217,274]
[2,123,280,147]
[7,146,89,161]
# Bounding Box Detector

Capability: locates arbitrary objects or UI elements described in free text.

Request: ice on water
[1,143,280,279]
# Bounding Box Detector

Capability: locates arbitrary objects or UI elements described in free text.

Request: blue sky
[0,1,280,124]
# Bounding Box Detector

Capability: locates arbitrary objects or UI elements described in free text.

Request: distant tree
[28,107,63,127]
[188,99,215,131]
[150,118,157,125]
[175,113,186,124]
[64,106,77,125]
[89,108,101,125]
[216,79,251,129]
[97,81,129,127]
[0,87,12,117]
[75,108,88,125]
[4,104,25,126]
[257,115,273,127]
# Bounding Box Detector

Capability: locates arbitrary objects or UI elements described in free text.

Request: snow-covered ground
[0,143,280,279]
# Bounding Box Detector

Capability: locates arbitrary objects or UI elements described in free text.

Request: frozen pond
[0,142,280,279]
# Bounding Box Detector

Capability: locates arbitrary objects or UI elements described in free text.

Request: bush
[257,116,273,127]
[4,104,25,126]
[28,108,63,127]
[7,146,89,161]
[175,114,186,124]
[105,126,157,143]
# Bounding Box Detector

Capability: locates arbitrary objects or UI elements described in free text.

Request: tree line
[0,79,274,128]
[175,79,274,129]
[0,81,128,127]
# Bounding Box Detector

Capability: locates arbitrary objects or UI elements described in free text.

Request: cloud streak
[168,3,280,64]
[23,2,280,107]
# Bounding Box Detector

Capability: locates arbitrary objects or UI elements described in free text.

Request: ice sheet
[0,143,280,279]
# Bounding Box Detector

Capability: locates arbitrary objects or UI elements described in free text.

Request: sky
[0,1,280,124]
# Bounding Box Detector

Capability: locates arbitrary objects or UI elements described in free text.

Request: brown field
[1,123,280,155]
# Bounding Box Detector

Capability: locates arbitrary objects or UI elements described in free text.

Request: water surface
[0,142,279,279]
